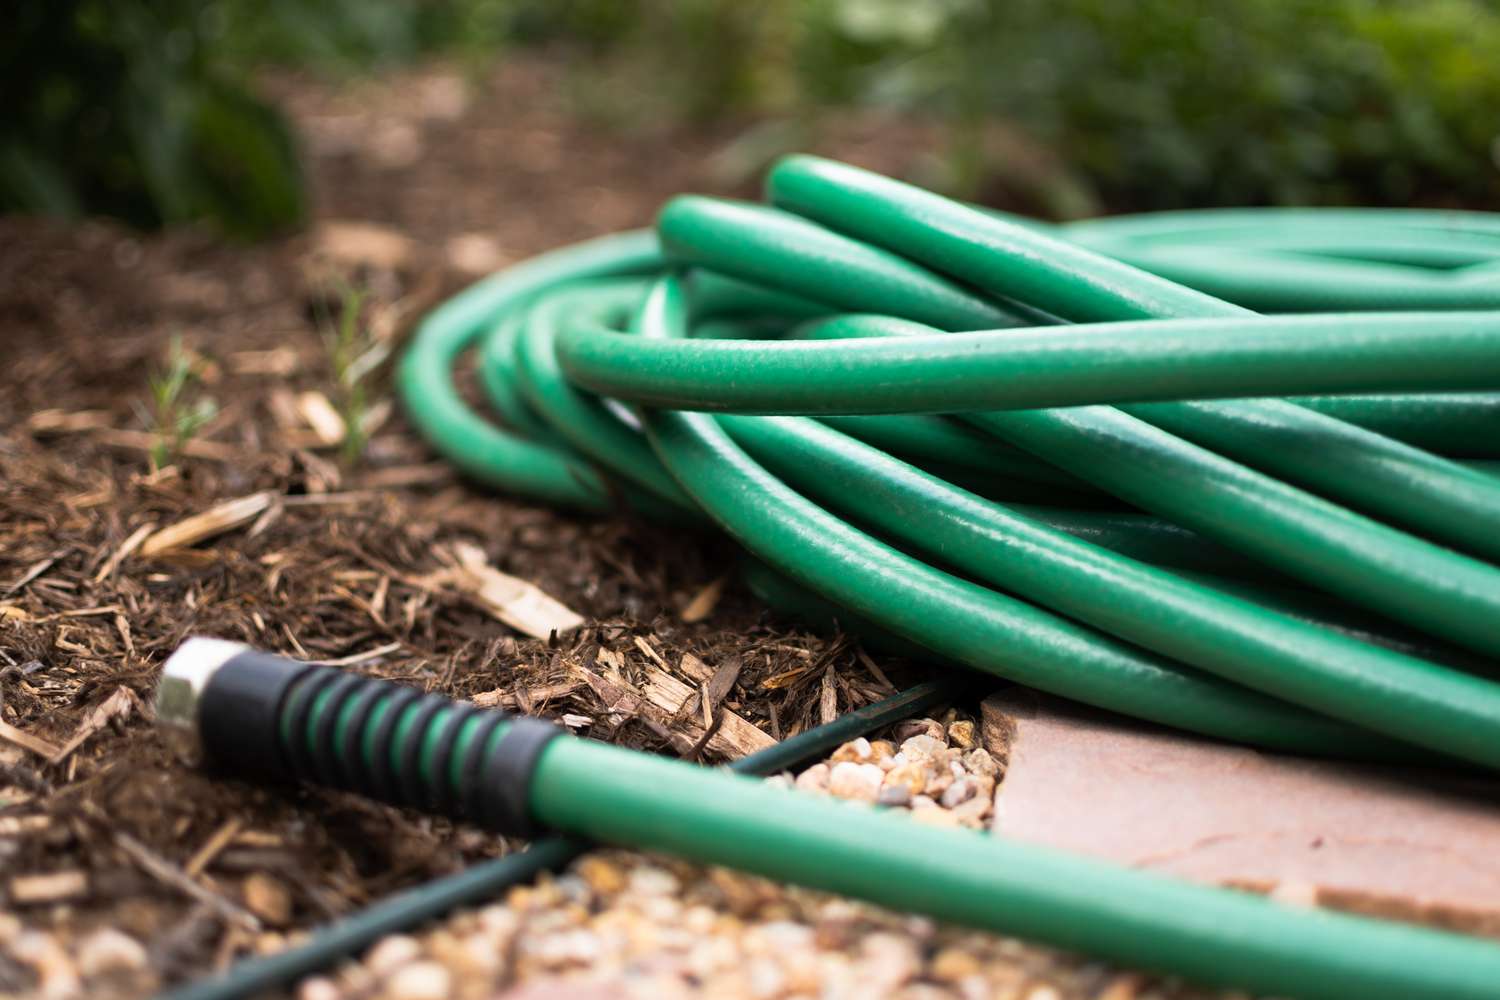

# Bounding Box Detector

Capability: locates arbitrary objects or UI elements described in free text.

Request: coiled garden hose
[398,155,1500,770]
[185,153,1500,997]
[157,641,1500,1000]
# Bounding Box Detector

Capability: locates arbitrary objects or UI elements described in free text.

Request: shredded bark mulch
[0,56,948,996]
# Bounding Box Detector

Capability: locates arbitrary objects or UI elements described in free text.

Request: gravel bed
[290,711,1229,1000]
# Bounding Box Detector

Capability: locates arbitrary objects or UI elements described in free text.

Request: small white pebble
[793,762,830,794]
[366,934,423,977]
[78,928,148,977]
[476,905,519,940]
[830,737,873,763]
[963,748,1000,777]
[11,930,81,997]
[383,960,451,1000]
[940,777,978,809]
[827,761,884,802]
[296,975,342,1000]
[1024,984,1065,1000]
[628,865,680,897]
[899,734,947,762]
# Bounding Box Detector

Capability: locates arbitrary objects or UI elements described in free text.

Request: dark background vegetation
[5,0,1499,238]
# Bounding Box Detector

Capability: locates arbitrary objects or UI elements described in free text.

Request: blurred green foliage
[527,0,1500,213]
[2,1,306,238]
[5,0,1497,236]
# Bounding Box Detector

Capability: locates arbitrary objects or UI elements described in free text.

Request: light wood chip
[140,492,277,556]
[0,719,62,760]
[10,871,88,904]
[633,635,669,671]
[50,686,145,764]
[295,390,347,446]
[93,522,155,582]
[641,667,775,758]
[679,574,728,623]
[679,652,713,683]
[425,542,583,639]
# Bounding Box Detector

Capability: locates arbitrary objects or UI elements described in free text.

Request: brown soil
[0,56,956,996]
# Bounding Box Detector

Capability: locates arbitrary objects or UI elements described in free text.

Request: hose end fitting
[156,637,252,764]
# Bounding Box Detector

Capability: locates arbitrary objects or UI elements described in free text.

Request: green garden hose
[157,652,962,1000]
[157,642,1500,1000]
[377,154,1500,994]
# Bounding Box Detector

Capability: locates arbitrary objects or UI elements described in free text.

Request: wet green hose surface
[394,154,1500,997]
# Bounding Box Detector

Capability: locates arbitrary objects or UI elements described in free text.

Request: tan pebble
[255,932,287,956]
[524,929,603,967]
[876,783,912,807]
[553,874,591,905]
[947,719,978,750]
[0,913,19,944]
[243,872,294,926]
[755,919,815,952]
[1022,983,1064,1000]
[934,747,964,772]
[950,794,992,825]
[366,934,424,976]
[477,905,519,940]
[869,739,896,762]
[882,761,930,798]
[446,911,479,935]
[891,985,958,1000]
[746,956,785,998]
[639,895,683,924]
[1095,973,1147,1000]
[452,935,502,983]
[707,868,777,914]
[530,875,564,906]
[78,928,148,977]
[336,960,378,995]
[759,901,797,922]
[899,734,947,762]
[910,794,938,810]
[894,718,945,743]
[780,946,822,993]
[297,975,342,1000]
[383,960,451,1000]
[922,767,955,798]
[902,914,938,940]
[793,762,830,794]
[940,777,978,809]
[683,904,719,934]
[423,930,481,976]
[827,761,883,801]
[930,946,982,982]
[858,932,921,989]
[576,855,627,896]
[829,737,873,764]
[628,865,680,897]
[11,930,80,997]
[963,748,1000,778]
[911,807,962,828]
